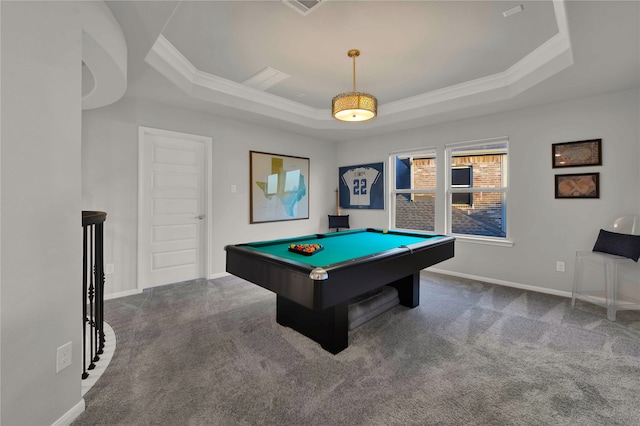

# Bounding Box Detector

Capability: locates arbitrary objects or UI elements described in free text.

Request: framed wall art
[552,139,602,168]
[250,151,309,223]
[338,162,384,209]
[555,172,600,199]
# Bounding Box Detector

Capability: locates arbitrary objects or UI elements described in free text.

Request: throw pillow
[592,229,640,262]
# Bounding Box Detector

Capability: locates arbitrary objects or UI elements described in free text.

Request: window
[391,149,436,232]
[446,139,508,239]
[390,139,509,242]
[451,166,472,205]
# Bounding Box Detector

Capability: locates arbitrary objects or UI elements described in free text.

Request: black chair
[328,215,350,232]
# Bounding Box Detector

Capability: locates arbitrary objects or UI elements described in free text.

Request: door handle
[194,214,205,220]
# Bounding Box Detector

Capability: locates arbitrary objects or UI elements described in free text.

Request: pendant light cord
[352,54,357,92]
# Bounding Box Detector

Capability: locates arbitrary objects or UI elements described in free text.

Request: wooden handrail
[82,211,107,226]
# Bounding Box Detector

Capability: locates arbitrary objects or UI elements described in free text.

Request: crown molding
[146,35,329,123]
[144,0,573,129]
[80,1,127,110]
[384,1,572,117]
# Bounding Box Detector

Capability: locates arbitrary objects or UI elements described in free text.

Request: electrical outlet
[556,261,565,272]
[105,263,115,274]
[56,342,72,373]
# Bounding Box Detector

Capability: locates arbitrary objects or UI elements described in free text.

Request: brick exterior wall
[412,158,436,189]
[451,155,504,234]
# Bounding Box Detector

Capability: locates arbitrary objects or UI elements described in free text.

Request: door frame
[137,126,213,292]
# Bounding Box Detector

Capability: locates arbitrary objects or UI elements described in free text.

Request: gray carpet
[73,272,640,425]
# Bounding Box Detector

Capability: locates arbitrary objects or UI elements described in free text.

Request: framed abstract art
[250,151,309,223]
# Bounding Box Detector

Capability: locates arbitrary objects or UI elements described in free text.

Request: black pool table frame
[225,229,455,354]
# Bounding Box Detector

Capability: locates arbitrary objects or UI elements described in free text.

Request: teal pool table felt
[244,229,443,266]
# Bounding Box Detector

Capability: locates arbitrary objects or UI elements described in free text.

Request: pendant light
[332,49,377,122]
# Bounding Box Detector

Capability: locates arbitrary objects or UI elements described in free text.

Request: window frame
[389,148,437,232]
[445,137,511,245]
[451,166,473,206]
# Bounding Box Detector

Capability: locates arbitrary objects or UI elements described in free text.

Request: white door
[138,127,211,290]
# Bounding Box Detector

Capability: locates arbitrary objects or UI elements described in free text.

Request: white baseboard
[105,275,233,300]
[82,321,116,396]
[428,268,572,298]
[209,272,230,280]
[105,288,141,300]
[213,268,571,299]
[51,399,85,426]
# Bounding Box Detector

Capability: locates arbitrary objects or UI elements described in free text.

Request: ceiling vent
[282,0,325,16]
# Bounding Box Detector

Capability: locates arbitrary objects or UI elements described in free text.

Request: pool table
[225,228,455,354]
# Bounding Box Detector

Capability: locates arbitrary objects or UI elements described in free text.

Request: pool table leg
[389,272,420,308]
[276,296,349,355]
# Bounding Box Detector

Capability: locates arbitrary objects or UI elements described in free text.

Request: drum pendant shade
[332,50,377,122]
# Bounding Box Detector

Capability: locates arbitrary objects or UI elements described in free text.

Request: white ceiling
[106,0,639,142]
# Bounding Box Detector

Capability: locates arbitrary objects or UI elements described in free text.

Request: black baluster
[88,227,96,370]
[96,221,105,355]
[82,211,107,380]
[82,224,89,380]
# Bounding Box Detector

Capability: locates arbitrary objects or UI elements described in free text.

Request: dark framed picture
[552,139,602,168]
[250,151,309,223]
[555,172,599,199]
[338,162,384,209]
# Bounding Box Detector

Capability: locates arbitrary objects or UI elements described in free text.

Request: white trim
[205,139,214,281]
[142,1,573,130]
[395,189,436,195]
[82,322,116,397]
[79,2,127,110]
[449,187,506,194]
[389,146,437,157]
[209,272,231,280]
[444,136,510,150]
[444,138,510,240]
[428,268,571,298]
[51,399,85,426]
[389,148,438,230]
[104,289,141,300]
[137,130,145,293]
[137,126,213,292]
[388,156,395,229]
[392,151,438,199]
[452,235,515,247]
[145,35,323,121]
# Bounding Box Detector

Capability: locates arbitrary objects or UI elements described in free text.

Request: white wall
[338,89,640,294]
[1,2,83,424]
[83,90,640,299]
[82,98,338,297]
[0,2,635,424]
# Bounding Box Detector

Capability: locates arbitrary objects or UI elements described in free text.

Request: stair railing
[82,211,106,380]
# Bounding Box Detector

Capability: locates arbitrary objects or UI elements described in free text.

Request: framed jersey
[338,162,384,209]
